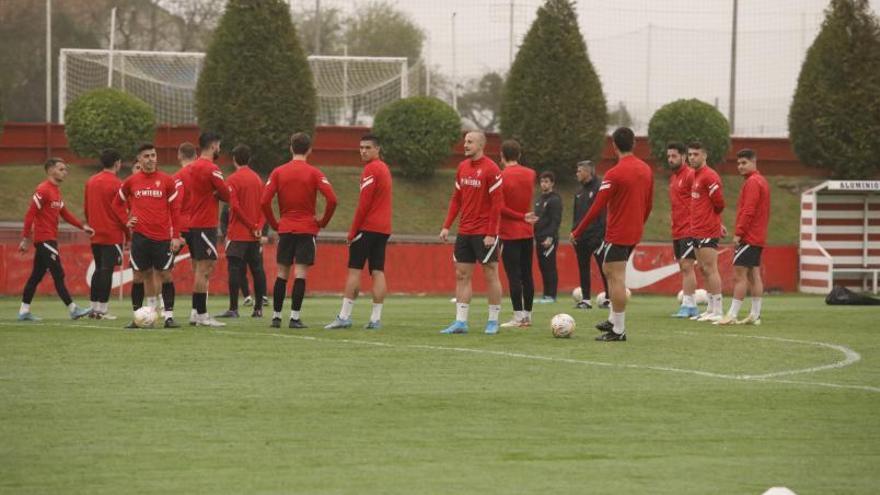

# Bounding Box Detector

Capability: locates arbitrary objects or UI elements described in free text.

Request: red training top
[114,169,182,241]
[572,155,654,245]
[499,164,536,240]
[186,157,229,229]
[735,170,771,247]
[226,165,265,242]
[172,166,192,233]
[261,160,338,235]
[84,170,128,245]
[669,165,694,240]
[442,156,503,236]
[690,165,725,239]
[348,159,392,240]
[22,180,85,242]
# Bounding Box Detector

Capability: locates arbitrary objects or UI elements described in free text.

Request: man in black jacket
[572,160,609,309]
[534,171,562,303]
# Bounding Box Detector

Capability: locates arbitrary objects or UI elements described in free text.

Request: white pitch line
[211,329,880,394]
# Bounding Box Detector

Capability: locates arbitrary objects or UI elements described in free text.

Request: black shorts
[673,238,696,260]
[454,234,499,264]
[189,228,219,260]
[91,243,123,269]
[733,243,763,267]
[348,231,390,272]
[130,232,174,272]
[225,240,262,262]
[182,231,194,253]
[596,241,634,264]
[695,238,720,249]
[277,233,316,266]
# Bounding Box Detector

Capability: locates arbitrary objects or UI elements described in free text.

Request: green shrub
[500,0,606,179]
[196,0,316,174]
[373,97,460,179]
[789,0,880,179]
[64,88,155,161]
[648,99,730,166]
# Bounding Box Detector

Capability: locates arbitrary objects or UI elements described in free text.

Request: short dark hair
[612,127,635,152]
[290,132,311,155]
[667,141,686,154]
[736,148,757,160]
[178,142,197,160]
[501,139,522,162]
[361,134,380,146]
[687,141,704,151]
[137,143,156,155]
[539,171,556,183]
[199,131,221,150]
[232,144,251,165]
[100,149,121,169]
[44,157,64,172]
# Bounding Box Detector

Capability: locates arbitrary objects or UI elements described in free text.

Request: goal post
[59,48,420,126]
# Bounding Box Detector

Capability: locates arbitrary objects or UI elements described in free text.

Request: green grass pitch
[1,294,878,494]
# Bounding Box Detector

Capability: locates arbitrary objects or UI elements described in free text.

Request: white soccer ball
[571,287,583,303]
[761,488,798,495]
[550,313,576,338]
[677,289,709,305]
[596,289,631,306]
[133,306,157,328]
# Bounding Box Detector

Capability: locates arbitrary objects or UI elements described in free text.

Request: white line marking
[210,329,879,393]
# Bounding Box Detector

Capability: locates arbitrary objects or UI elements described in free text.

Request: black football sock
[273,277,287,313]
[162,282,175,312]
[132,282,145,311]
[194,292,207,315]
[291,278,306,313]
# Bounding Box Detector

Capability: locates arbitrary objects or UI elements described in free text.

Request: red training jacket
[690,165,725,239]
[226,165,265,242]
[499,164,535,240]
[572,155,654,246]
[84,170,128,245]
[22,180,85,242]
[114,170,182,242]
[186,157,230,229]
[348,159,392,240]
[261,160,337,235]
[442,156,503,236]
[735,170,771,247]
[172,166,192,233]
[669,165,694,240]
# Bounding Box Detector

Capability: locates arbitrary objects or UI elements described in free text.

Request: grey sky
[303,0,880,135]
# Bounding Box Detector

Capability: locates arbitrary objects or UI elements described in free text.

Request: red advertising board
[0,241,798,298]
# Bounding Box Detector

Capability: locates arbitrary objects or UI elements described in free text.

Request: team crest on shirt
[692,191,701,199]
[476,169,483,177]
[50,200,63,209]
[155,180,161,187]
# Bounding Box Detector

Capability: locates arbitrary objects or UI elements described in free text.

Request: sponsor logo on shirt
[50,200,64,209]
[134,189,164,199]
[461,178,482,188]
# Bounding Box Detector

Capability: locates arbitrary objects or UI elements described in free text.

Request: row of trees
[51,0,880,179]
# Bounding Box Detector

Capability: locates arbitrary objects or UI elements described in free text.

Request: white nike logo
[85,252,192,288]
[625,247,731,289]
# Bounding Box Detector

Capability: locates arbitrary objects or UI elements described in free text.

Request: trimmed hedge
[789,0,880,179]
[64,88,155,161]
[196,0,316,173]
[500,0,606,179]
[373,97,460,179]
[648,99,730,166]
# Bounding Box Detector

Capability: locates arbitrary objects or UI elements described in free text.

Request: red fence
[0,239,798,299]
[1,122,826,177]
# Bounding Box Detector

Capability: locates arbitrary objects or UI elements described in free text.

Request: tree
[196,0,316,173]
[295,5,346,56]
[500,0,607,179]
[647,99,730,166]
[458,72,504,132]
[789,0,880,179]
[64,88,155,161]
[608,101,633,128]
[344,1,425,66]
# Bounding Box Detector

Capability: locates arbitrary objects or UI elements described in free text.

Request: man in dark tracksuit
[534,171,562,303]
[573,160,609,309]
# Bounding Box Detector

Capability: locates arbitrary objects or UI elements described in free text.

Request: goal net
[59,49,423,126]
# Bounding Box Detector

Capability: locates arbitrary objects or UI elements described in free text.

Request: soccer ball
[571,287,583,303]
[550,313,576,338]
[133,306,157,328]
[596,289,631,306]
[676,289,709,305]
